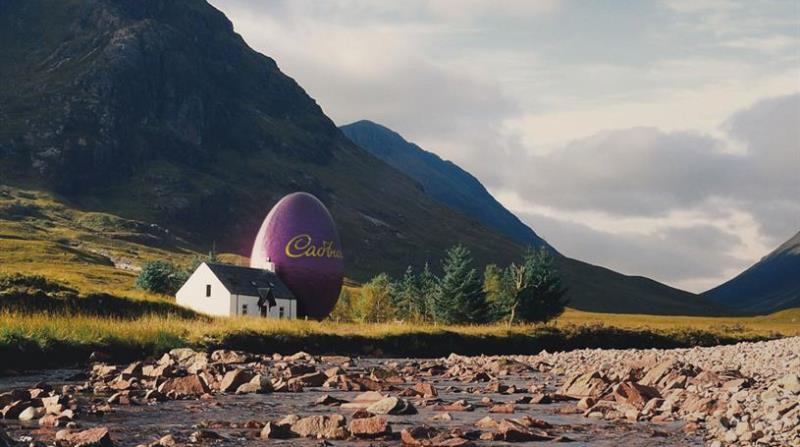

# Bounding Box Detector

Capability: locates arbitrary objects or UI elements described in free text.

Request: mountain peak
[341,119,550,249]
[704,230,800,313]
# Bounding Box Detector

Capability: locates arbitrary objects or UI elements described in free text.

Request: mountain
[0,0,525,281]
[341,120,721,315]
[341,121,549,248]
[0,0,720,315]
[704,231,800,314]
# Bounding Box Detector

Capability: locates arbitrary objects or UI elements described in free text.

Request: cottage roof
[205,263,294,299]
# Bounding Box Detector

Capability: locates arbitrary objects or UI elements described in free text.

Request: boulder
[219,369,253,393]
[159,349,208,373]
[559,371,609,398]
[412,383,438,398]
[367,397,417,415]
[489,403,515,414]
[55,427,114,447]
[17,406,44,421]
[495,419,552,442]
[776,373,800,394]
[474,416,498,429]
[260,422,293,439]
[288,371,327,388]
[400,426,440,446]
[348,416,391,438]
[313,394,347,406]
[290,414,348,439]
[210,350,251,365]
[1,401,30,419]
[157,374,210,396]
[612,382,661,409]
[433,400,474,412]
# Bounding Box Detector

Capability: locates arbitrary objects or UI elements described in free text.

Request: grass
[1,185,797,371]
[557,307,800,338]
[1,307,795,371]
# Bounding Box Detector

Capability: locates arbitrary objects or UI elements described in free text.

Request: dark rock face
[0,0,336,191]
[0,0,532,281]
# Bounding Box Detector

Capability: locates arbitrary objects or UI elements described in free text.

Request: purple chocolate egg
[250,192,344,320]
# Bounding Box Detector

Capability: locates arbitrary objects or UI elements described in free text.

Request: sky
[210,0,800,292]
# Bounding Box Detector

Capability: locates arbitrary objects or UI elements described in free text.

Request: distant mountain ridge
[704,231,800,313]
[341,120,550,249]
[341,120,722,316]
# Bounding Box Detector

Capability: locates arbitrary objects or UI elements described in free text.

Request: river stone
[17,406,44,421]
[348,416,391,438]
[210,350,251,365]
[496,419,553,442]
[55,427,114,447]
[260,422,293,439]
[776,374,800,394]
[1,401,30,419]
[366,397,416,415]
[157,374,210,396]
[219,369,253,393]
[559,371,609,398]
[290,414,348,439]
[612,382,661,409]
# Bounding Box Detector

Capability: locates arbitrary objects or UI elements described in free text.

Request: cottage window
[242,304,248,315]
[205,284,211,297]
[279,307,285,319]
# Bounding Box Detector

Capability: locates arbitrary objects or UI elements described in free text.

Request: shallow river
[0,359,703,446]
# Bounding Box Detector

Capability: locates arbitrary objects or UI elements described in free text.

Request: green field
[1,185,798,371]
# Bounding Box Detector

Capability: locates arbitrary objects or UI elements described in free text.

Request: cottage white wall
[267,298,297,319]
[231,294,261,317]
[233,295,297,319]
[176,263,232,317]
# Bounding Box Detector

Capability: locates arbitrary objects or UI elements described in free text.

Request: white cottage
[176,262,297,318]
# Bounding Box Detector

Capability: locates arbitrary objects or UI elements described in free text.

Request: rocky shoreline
[0,337,797,446]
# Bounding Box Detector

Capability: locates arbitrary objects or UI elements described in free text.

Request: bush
[135,261,186,295]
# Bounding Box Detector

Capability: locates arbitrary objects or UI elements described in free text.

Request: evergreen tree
[517,247,567,323]
[392,266,424,322]
[432,245,489,324]
[498,247,567,325]
[483,264,512,322]
[418,262,438,322]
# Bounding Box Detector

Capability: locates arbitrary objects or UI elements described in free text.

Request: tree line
[331,245,567,326]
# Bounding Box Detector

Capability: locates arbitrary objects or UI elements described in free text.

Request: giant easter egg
[250,192,344,320]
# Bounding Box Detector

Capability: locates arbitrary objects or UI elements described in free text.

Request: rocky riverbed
[0,337,797,446]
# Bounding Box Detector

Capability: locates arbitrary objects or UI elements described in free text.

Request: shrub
[135,261,186,295]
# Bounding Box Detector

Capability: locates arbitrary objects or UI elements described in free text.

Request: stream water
[0,360,703,446]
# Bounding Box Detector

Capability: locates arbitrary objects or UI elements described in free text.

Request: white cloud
[208,0,799,293]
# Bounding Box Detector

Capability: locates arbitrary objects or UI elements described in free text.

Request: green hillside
[1,0,720,315]
[0,0,525,283]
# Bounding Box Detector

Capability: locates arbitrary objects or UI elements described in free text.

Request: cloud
[519,212,746,291]
[499,94,799,238]
[207,0,799,292]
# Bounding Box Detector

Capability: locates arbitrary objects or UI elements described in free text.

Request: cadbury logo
[285,234,343,259]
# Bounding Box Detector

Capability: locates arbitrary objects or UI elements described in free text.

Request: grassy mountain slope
[0,0,526,282]
[341,120,549,248]
[0,0,722,315]
[704,231,800,314]
[341,120,721,315]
